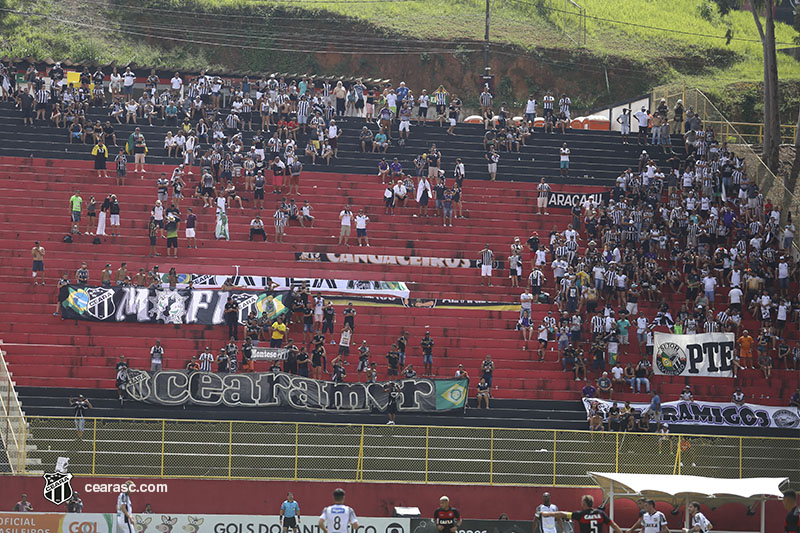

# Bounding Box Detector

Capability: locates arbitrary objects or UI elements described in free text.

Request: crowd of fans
[8,63,798,420]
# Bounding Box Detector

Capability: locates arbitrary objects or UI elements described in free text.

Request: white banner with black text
[582,398,800,429]
[653,332,735,378]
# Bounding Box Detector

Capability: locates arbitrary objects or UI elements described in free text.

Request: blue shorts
[560,161,569,169]
[423,353,433,364]
[71,210,81,222]
[357,228,367,237]
[123,85,133,94]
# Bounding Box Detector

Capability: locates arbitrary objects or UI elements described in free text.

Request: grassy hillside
[163,0,800,90]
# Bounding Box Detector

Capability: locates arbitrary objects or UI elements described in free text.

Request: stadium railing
[5,416,799,487]
[0,342,28,474]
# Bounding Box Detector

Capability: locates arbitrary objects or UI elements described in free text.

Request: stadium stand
[0,65,798,438]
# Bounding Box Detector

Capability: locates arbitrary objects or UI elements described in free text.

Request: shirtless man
[31,241,45,285]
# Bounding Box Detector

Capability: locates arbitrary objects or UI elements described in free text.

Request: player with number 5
[538,494,623,533]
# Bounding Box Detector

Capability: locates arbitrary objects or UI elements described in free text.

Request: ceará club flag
[653,332,735,378]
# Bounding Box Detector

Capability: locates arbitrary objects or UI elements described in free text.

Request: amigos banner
[59,285,289,325]
[123,370,469,412]
[582,398,800,429]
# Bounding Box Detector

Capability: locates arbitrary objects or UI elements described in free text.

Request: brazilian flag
[254,293,289,322]
[61,286,90,315]
[435,379,468,410]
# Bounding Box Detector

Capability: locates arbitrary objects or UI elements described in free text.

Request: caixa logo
[68,522,101,533]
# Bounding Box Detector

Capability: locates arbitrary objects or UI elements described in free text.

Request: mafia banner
[653,331,735,377]
[582,398,800,429]
[123,370,469,412]
[546,190,609,209]
[59,285,289,325]
[296,252,504,270]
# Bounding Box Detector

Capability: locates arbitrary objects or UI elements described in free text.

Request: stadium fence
[3,416,798,487]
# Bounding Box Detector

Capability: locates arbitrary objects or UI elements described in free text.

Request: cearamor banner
[546,191,609,209]
[0,513,409,533]
[582,398,800,429]
[295,252,504,270]
[124,370,469,412]
[653,331,735,378]
[59,285,289,325]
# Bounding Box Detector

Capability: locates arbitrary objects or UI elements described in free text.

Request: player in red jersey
[434,496,462,533]
[538,494,622,533]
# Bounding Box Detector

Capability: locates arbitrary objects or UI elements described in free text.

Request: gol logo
[68,522,101,533]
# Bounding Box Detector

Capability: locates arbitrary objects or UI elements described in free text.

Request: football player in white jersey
[639,499,669,533]
[319,488,358,533]
[532,492,562,533]
[683,501,712,533]
[116,480,135,533]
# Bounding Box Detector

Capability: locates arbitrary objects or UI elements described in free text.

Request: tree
[714,0,780,173]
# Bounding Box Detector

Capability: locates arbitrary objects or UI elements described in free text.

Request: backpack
[63,235,73,243]
[92,237,101,244]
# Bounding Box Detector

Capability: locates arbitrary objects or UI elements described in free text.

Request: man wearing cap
[633,106,649,145]
[117,481,135,533]
[69,394,93,439]
[199,347,215,372]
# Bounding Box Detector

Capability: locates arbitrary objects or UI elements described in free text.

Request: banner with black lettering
[295,252,504,270]
[546,190,609,209]
[59,285,289,325]
[583,398,800,429]
[653,332,735,377]
[123,370,469,412]
[411,519,533,533]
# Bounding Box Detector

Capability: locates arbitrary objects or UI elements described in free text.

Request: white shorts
[186,228,196,238]
[537,197,547,208]
[399,121,410,132]
[621,125,630,135]
[449,118,456,126]
[481,264,492,277]
[117,516,134,533]
[110,214,120,226]
[488,163,497,173]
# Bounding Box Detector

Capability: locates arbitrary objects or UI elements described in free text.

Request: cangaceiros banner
[295,252,504,270]
[0,514,409,533]
[124,370,469,412]
[653,332,735,378]
[582,398,800,429]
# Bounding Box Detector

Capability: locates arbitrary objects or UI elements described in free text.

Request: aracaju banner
[547,190,609,209]
[59,286,289,325]
[582,398,800,429]
[123,370,469,412]
[653,332,735,378]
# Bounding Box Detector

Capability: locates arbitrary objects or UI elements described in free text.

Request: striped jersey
[481,248,494,265]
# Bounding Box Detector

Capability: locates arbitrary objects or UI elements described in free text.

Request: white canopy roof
[589,472,789,505]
